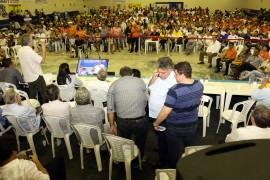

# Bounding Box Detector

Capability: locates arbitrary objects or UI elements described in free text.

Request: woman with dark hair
[57,63,82,101]
[42,84,70,117]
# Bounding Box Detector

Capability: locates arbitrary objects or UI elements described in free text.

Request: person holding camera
[0,135,49,179]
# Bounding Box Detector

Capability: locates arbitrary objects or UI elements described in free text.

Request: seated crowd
[1,5,270,179]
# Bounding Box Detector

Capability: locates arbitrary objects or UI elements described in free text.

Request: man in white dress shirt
[148,57,177,168]
[2,88,41,131]
[86,69,111,92]
[18,33,47,104]
[148,57,177,122]
[225,105,270,142]
[198,35,221,68]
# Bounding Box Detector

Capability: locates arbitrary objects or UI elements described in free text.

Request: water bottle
[248,76,254,84]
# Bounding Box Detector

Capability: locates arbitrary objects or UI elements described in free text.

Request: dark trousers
[159,121,198,168]
[71,45,84,57]
[199,51,217,64]
[101,38,108,52]
[28,75,47,105]
[234,62,257,79]
[116,116,148,159]
[44,157,66,180]
[216,58,234,75]
[130,37,138,52]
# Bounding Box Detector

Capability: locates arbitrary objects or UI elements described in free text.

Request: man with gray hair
[148,57,177,122]
[107,66,148,165]
[2,88,42,131]
[148,57,177,168]
[86,69,111,92]
[225,105,270,142]
[70,87,105,132]
[18,33,47,104]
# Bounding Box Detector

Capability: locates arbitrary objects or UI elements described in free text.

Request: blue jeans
[116,116,148,158]
[241,70,266,80]
[159,121,198,168]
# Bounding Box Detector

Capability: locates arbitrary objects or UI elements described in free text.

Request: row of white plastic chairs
[1,113,140,180]
[1,45,22,65]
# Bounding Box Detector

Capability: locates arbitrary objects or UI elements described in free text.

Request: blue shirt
[164,80,203,124]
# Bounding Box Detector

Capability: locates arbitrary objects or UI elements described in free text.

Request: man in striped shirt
[107,66,148,162]
[153,61,203,168]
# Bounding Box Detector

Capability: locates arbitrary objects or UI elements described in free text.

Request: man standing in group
[107,66,148,163]
[148,57,177,168]
[198,35,221,68]
[153,61,203,168]
[130,22,140,53]
[18,33,47,104]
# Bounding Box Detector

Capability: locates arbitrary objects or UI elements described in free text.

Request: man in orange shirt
[215,42,237,75]
[130,22,140,53]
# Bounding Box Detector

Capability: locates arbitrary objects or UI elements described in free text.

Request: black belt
[118,116,143,121]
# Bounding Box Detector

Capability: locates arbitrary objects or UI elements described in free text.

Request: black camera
[26,149,33,160]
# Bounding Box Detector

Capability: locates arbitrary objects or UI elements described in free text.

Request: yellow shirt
[172,29,183,37]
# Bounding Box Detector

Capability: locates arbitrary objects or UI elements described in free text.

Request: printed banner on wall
[0,0,8,3]
[128,3,142,9]
[112,0,126,3]
[35,0,47,3]
[8,4,22,12]
[155,3,170,9]
[9,0,20,3]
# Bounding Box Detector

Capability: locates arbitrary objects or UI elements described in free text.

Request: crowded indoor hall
[0,0,270,179]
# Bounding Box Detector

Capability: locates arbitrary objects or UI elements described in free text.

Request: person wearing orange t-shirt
[215,42,237,75]
[130,23,140,53]
[259,45,270,61]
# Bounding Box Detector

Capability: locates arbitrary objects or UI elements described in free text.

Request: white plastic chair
[0,83,39,108]
[0,122,12,136]
[235,44,244,56]
[16,89,40,108]
[175,44,182,53]
[216,100,256,133]
[42,115,73,159]
[145,39,159,54]
[5,115,49,153]
[103,133,142,180]
[0,82,16,91]
[89,89,109,132]
[89,89,107,109]
[198,95,213,137]
[57,85,71,102]
[155,169,176,180]
[11,45,22,65]
[182,145,212,157]
[1,46,10,58]
[72,123,105,171]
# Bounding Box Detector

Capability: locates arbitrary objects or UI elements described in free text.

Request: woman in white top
[57,63,82,101]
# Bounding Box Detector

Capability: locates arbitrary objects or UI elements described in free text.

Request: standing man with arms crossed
[153,61,203,168]
[148,57,177,168]
[18,33,47,104]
